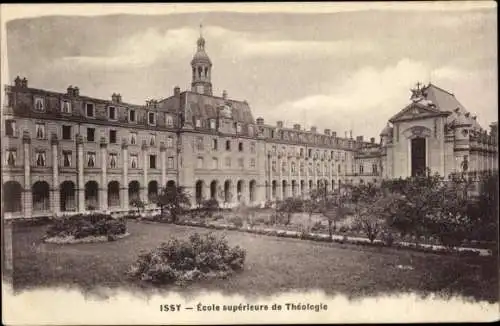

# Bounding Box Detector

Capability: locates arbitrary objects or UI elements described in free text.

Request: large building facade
[1,34,498,219]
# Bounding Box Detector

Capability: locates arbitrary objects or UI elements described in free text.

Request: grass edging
[43,232,131,244]
[169,219,491,257]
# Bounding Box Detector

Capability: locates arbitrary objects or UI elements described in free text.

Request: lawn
[10,220,498,302]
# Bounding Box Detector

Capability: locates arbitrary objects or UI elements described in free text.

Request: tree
[198,198,220,220]
[349,184,385,243]
[276,197,302,225]
[320,190,350,239]
[130,198,145,215]
[157,185,191,223]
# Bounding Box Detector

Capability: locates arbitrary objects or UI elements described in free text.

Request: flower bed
[127,232,246,286]
[174,219,489,257]
[43,213,128,244]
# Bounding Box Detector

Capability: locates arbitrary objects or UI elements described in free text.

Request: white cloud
[59,26,377,69]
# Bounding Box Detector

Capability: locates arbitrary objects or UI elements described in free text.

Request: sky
[2,3,497,139]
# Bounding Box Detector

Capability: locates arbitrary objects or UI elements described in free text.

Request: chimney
[356,136,363,142]
[174,86,180,97]
[111,93,118,102]
[344,131,347,138]
[277,121,283,128]
[222,90,228,100]
[21,77,28,88]
[256,117,264,125]
[331,131,337,138]
[67,85,74,96]
[370,137,375,144]
[293,124,301,130]
[324,129,331,136]
[310,126,317,133]
[117,93,122,103]
[14,76,21,87]
[73,86,79,96]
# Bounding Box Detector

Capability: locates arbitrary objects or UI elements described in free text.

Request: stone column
[268,154,273,201]
[288,156,292,197]
[50,135,60,214]
[100,139,108,211]
[328,159,333,192]
[314,158,318,189]
[142,142,149,203]
[121,142,129,211]
[305,158,310,196]
[297,158,302,197]
[22,132,32,219]
[77,135,85,212]
[160,142,167,188]
[277,154,282,200]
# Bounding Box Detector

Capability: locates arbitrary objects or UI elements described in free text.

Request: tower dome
[191,25,213,95]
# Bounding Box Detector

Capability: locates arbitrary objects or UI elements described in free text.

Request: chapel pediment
[389,102,445,123]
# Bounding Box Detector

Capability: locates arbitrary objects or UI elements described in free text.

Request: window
[129,109,136,122]
[196,136,204,150]
[300,162,305,174]
[195,119,201,128]
[6,149,16,166]
[248,125,254,136]
[359,164,364,174]
[225,157,231,168]
[149,155,157,169]
[225,140,231,151]
[109,153,117,168]
[87,128,95,142]
[5,120,16,137]
[109,130,117,144]
[338,164,341,173]
[62,151,72,167]
[165,115,174,127]
[282,161,287,173]
[236,123,242,133]
[108,106,116,120]
[197,157,204,169]
[62,125,72,140]
[150,134,156,147]
[210,119,216,129]
[291,162,296,173]
[250,158,256,169]
[238,142,244,152]
[87,152,96,167]
[167,136,174,148]
[35,123,46,139]
[250,142,256,153]
[61,100,71,114]
[36,151,46,167]
[148,112,156,125]
[238,158,244,169]
[308,162,313,174]
[372,163,378,174]
[212,157,218,169]
[212,139,218,151]
[272,145,277,153]
[300,148,304,157]
[308,149,312,158]
[7,93,14,107]
[86,103,95,117]
[130,155,138,169]
[34,97,45,112]
[271,161,276,172]
[167,157,174,169]
[130,132,137,145]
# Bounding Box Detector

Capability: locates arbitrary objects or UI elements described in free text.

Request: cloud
[262,59,497,138]
[58,26,378,69]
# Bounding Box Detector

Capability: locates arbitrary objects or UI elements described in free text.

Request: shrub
[227,216,244,228]
[128,232,246,285]
[310,221,324,233]
[45,213,127,240]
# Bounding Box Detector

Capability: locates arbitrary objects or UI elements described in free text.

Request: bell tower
[191,24,213,95]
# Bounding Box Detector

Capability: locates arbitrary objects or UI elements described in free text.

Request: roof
[183,91,255,124]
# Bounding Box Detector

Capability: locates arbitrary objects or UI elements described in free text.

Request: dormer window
[128,109,136,122]
[236,123,242,133]
[148,112,156,125]
[165,114,174,127]
[61,100,72,114]
[210,119,216,129]
[34,97,45,112]
[108,106,117,120]
[86,103,95,117]
[195,119,202,128]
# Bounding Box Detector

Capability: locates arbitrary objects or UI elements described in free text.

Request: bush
[45,213,127,239]
[227,216,244,228]
[128,232,246,285]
